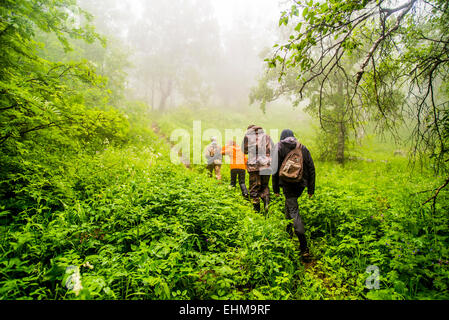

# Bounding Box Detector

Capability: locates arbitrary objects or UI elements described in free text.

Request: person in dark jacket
[272,129,315,257]
[242,125,274,213]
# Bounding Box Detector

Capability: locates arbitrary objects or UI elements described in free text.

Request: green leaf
[302,7,309,18]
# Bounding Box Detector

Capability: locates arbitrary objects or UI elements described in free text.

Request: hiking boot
[300,248,311,259]
[240,184,249,200]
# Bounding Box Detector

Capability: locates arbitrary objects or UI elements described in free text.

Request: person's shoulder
[300,144,313,156]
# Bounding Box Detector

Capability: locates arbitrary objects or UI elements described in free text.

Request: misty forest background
[1,0,448,300]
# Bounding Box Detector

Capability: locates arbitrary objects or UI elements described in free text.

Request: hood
[247,126,264,134]
[280,136,298,150]
[280,129,295,140]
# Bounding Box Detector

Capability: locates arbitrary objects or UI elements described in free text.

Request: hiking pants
[230,169,248,197]
[248,172,270,205]
[207,163,222,180]
[284,186,308,252]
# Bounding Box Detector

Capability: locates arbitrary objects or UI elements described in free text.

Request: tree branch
[422,176,449,205]
[355,0,417,87]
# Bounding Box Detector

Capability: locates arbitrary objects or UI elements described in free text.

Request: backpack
[207,144,222,165]
[246,129,271,171]
[279,143,304,182]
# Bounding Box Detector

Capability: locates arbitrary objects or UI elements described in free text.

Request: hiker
[272,129,315,258]
[242,125,274,212]
[221,140,249,198]
[205,136,222,180]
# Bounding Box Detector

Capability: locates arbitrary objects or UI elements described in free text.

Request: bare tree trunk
[159,78,173,111]
[159,95,167,111]
[336,121,346,164]
[151,79,154,111]
[355,126,365,145]
[335,79,346,164]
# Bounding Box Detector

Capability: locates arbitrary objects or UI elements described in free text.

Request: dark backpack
[279,143,304,182]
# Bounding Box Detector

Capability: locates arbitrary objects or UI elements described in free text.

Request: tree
[252,27,369,163]
[267,0,449,197]
[252,56,363,163]
[0,0,102,146]
[126,0,220,111]
[0,0,129,212]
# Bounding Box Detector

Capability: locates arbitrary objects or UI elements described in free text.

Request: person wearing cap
[205,136,222,180]
[221,140,249,198]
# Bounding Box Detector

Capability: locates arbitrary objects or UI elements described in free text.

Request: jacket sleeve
[303,146,316,195]
[272,143,281,194]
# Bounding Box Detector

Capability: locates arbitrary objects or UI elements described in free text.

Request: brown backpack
[279,143,304,182]
[245,129,272,172]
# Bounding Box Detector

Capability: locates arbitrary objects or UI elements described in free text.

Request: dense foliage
[266,0,449,195]
[1,0,448,300]
[0,124,300,299]
[154,107,449,300]
[2,103,448,299]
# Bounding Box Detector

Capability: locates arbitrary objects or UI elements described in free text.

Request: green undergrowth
[1,105,448,300]
[0,122,303,300]
[295,161,449,299]
[152,106,449,300]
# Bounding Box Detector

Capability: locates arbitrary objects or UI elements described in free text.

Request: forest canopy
[252,0,449,188]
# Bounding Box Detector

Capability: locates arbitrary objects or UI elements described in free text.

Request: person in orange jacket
[221,140,249,199]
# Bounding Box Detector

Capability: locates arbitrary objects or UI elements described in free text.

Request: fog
[78,0,289,111]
